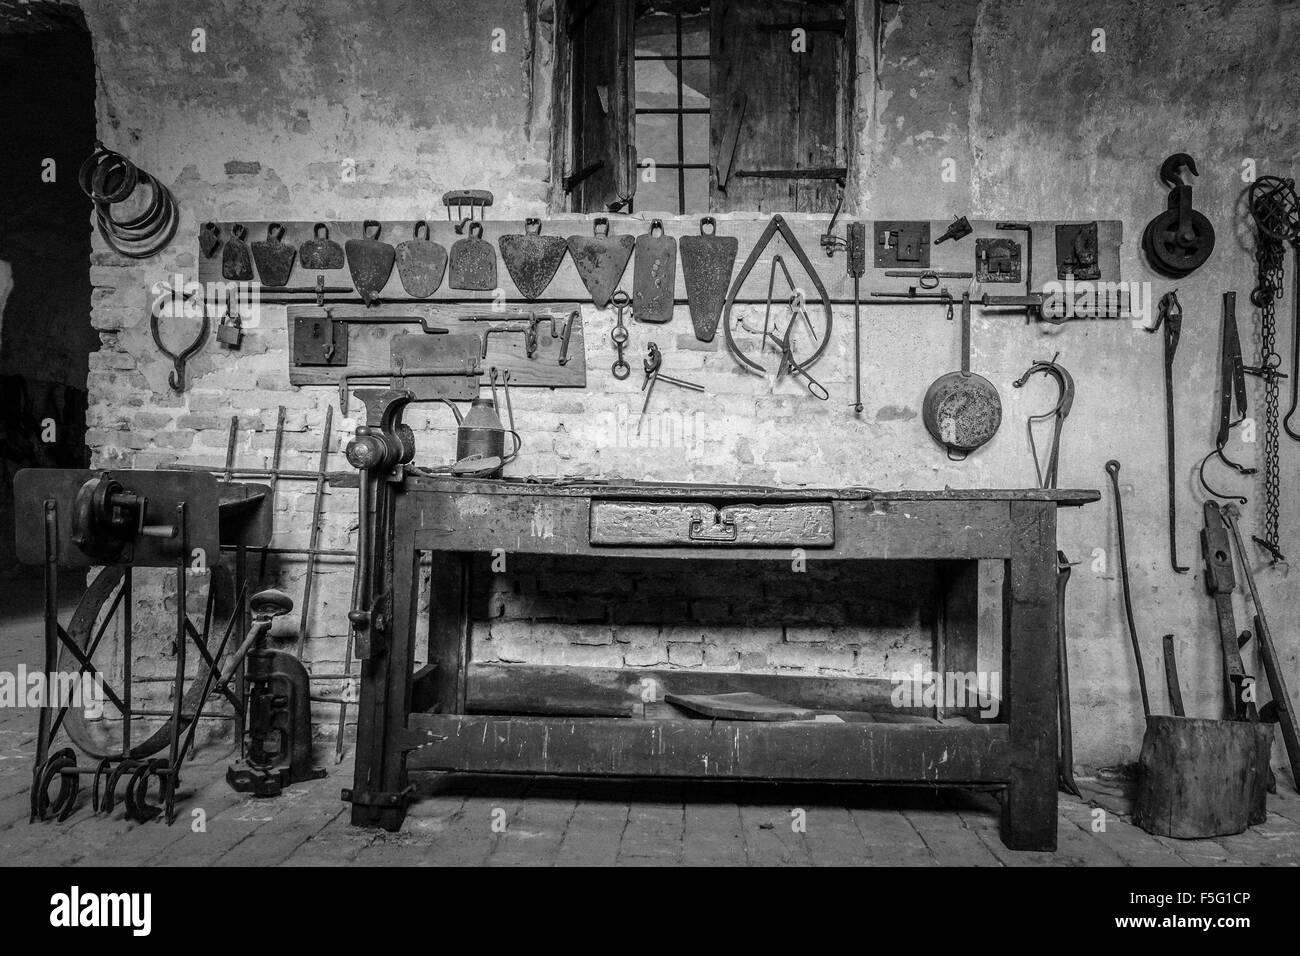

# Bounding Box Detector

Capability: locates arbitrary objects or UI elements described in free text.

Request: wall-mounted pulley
[1142,153,1215,278]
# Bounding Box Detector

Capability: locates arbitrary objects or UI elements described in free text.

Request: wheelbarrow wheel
[58,564,237,762]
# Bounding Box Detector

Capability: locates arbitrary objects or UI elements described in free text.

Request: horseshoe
[32,748,79,822]
[124,759,167,823]
[91,756,114,813]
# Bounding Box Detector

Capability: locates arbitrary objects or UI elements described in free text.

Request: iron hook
[1159,153,1199,188]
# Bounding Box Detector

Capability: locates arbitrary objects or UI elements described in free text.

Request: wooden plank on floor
[848,804,937,866]
[681,800,747,866]
[618,795,685,865]
[468,662,927,717]
[555,781,629,867]
[799,805,873,866]
[902,804,1003,867]
[1057,801,1188,866]
[487,786,581,867]
[408,715,1010,782]
[739,804,814,866]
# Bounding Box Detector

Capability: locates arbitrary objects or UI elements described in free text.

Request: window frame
[550,0,861,216]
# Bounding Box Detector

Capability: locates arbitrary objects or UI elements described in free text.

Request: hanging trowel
[633,219,677,323]
[679,216,738,341]
[200,221,221,259]
[396,221,447,298]
[449,220,498,291]
[499,218,567,300]
[251,223,297,287]
[567,217,634,309]
[221,223,253,281]
[299,222,345,271]
[345,220,396,306]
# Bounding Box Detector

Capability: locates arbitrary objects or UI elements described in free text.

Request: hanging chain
[1251,235,1286,560]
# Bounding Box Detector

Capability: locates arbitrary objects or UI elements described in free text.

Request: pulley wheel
[59,564,236,762]
[1143,207,1215,278]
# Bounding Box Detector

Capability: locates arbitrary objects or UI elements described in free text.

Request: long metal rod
[122,567,132,752]
[32,500,59,822]
[851,276,862,412]
[256,406,287,582]
[48,580,126,742]
[165,503,188,823]
[1161,296,1189,572]
[1162,634,1185,718]
[1221,505,1300,786]
[297,405,334,657]
[1285,245,1300,440]
[175,583,247,768]
[1056,552,1080,796]
[336,467,372,763]
[234,545,247,758]
[1106,460,1151,719]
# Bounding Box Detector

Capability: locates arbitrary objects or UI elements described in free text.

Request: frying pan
[923,292,1001,459]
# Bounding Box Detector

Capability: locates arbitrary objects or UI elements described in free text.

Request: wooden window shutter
[711,0,852,213]
[568,0,637,212]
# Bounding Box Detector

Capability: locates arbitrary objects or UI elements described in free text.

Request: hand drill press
[227,589,326,797]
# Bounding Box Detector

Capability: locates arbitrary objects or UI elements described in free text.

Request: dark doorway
[0,1,95,581]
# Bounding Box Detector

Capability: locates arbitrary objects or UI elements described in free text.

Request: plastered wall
[76,0,1300,772]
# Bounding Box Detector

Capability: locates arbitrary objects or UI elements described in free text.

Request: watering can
[443,371,520,478]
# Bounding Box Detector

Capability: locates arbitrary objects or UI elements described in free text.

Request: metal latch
[292,316,349,367]
[875,221,931,268]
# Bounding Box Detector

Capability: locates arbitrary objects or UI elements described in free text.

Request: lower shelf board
[403,713,1009,783]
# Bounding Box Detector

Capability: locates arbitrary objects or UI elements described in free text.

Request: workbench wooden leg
[1000,501,1059,851]
[428,553,470,713]
[936,560,979,719]
[349,516,418,831]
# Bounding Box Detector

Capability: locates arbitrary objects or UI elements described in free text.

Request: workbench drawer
[589,501,834,547]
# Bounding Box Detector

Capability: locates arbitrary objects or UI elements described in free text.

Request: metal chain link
[1252,235,1285,559]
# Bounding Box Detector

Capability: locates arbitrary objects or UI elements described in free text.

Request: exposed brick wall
[471,555,937,676]
[71,0,1300,772]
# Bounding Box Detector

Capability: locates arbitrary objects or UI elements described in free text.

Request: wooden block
[1133,716,1274,839]
[285,303,586,389]
[663,691,816,721]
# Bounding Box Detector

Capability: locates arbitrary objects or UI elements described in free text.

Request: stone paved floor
[2,580,1298,867]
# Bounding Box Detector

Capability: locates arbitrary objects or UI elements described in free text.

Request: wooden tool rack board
[284,303,588,390]
[195,217,1124,306]
[347,477,1098,851]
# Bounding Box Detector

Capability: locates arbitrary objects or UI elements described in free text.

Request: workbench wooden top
[395,474,1100,506]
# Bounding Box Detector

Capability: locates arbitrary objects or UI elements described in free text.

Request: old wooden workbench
[346,478,1098,851]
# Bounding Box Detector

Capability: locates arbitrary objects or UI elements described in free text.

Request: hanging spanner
[1147,291,1189,572]
[637,342,704,435]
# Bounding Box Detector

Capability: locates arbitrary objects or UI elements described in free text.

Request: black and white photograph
[0,0,1295,929]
